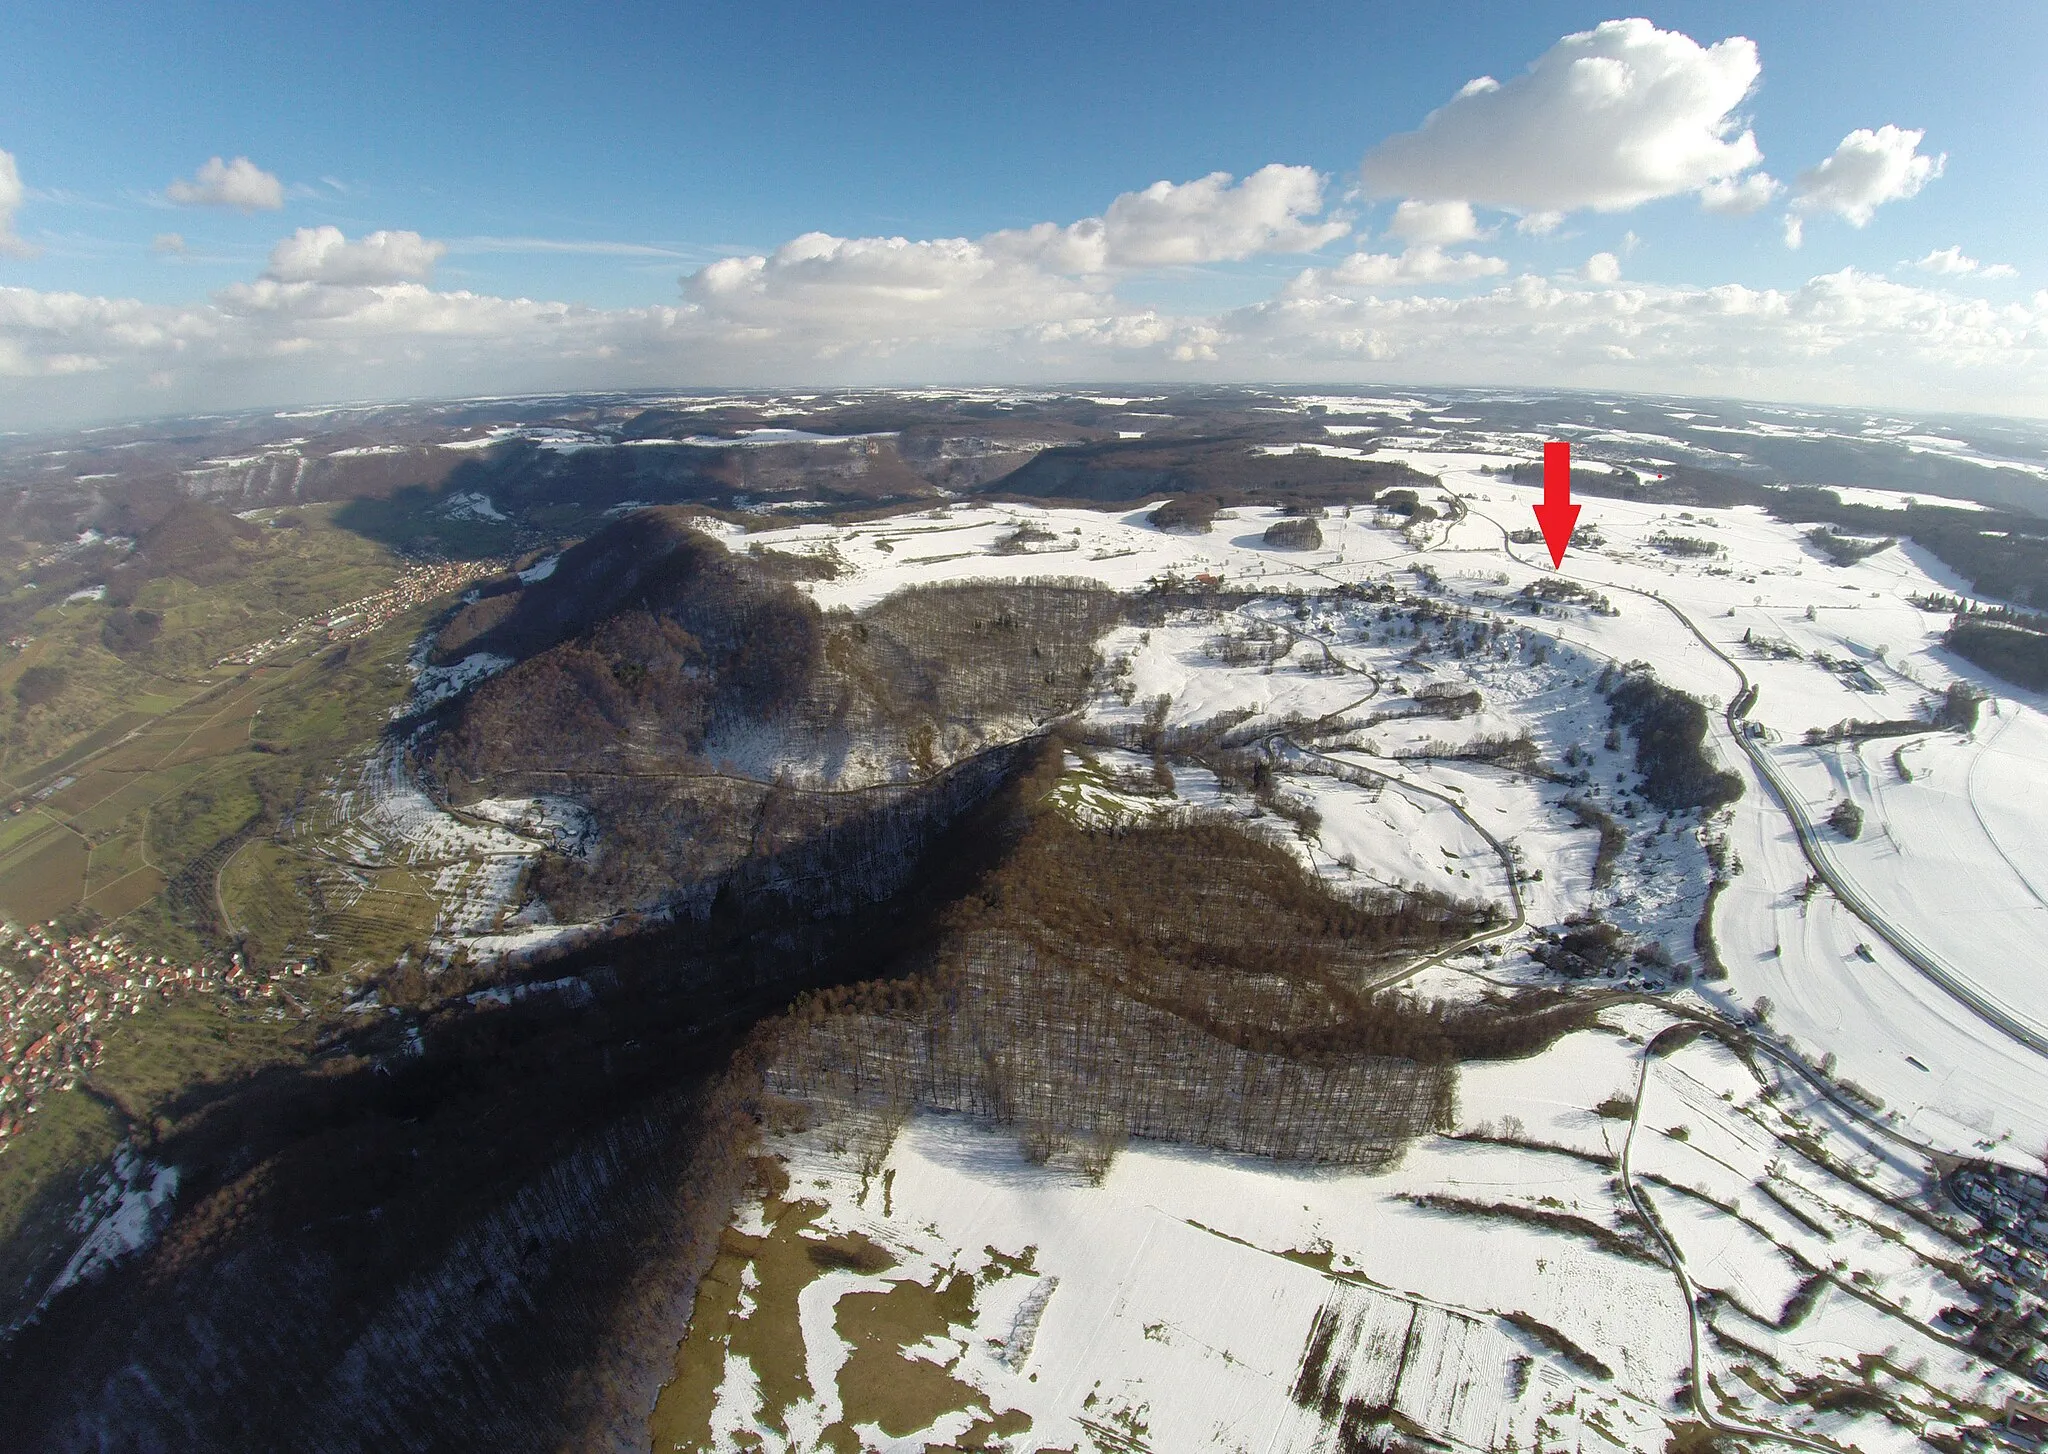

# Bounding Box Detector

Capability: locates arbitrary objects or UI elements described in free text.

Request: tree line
[763,760,1592,1168]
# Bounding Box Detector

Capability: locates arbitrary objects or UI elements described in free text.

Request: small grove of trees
[1209,620,1293,668]
[100,606,163,656]
[1148,496,1220,533]
[991,523,1061,556]
[1917,593,2048,632]
[1389,731,1537,768]
[1599,665,1742,811]
[1935,681,1986,731]
[1518,578,1617,616]
[1827,799,1865,840]
[13,663,67,710]
[1532,913,1629,978]
[1806,526,1895,566]
[1800,681,1985,745]
[1412,681,1482,717]
[1262,517,1324,550]
[1564,798,1628,888]
[1647,532,1723,558]
[1945,618,2048,692]
[1378,489,1438,522]
[1694,830,1734,980]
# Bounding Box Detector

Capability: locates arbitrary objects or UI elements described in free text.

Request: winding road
[1454,492,2048,1061]
[1228,596,1532,985]
[1620,1024,1839,1453]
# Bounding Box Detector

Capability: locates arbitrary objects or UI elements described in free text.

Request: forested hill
[437,506,806,665]
[422,510,1125,919]
[427,513,823,796]
[985,433,1432,507]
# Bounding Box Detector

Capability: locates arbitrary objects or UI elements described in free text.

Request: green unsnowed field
[0,501,441,946]
[0,502,400,778]
[0,503,487,1307]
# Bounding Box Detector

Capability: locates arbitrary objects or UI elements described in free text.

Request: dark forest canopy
[1946,618,2048,691]
[1601,665,1743,812]
[428,510,1123,797]
[990,433,1426,508]
[766,774,1591,1168]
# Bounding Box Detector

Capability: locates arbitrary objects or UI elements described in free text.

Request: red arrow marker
[1532,440,1581,569]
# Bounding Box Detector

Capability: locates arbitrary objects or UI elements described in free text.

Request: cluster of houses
[0,922,312,1149]
[212,556,504,668]
[1943,1163,2048,1447]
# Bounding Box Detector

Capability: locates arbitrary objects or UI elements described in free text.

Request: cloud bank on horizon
[0,16,2039,427]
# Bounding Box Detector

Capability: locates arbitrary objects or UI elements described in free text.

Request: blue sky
[2,2,2045,424]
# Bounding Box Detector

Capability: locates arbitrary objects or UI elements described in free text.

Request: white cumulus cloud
[1361,18,1766,216]
[1294,246,1509,292]
[5,157,2048,427]
[166,156,285,212]
[678,166,1346,352]
[684,231,1105,347]
[1097,164,1349,265]
[4,261,2048,426]
[1699,171,1781,215]
[985,164,1348,272]
[151,232,187,256]
[1385,200,1480,247]
[1791,125,1943,226]
[1914,246,1975,275]
[264,226,446,285]
[1912,246,2015,279]
[0,149,36,258]
[1223,267,2048,413]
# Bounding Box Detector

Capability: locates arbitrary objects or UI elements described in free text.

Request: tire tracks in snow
[1964,708,2048,914]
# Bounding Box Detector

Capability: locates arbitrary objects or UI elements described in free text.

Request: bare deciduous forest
[425,511,1124,917]
[767,748,1590,1168]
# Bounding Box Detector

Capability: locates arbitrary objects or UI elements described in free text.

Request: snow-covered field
[625,439,2048,1450]
[323,421,2048,1151]
[292,424,2048,1446]
[672,1002,2028,1452]
[1771,721,2048,1046]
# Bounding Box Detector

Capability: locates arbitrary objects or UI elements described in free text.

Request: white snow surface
[405,650,512,713]
[441,490,506,522]
[700,459,2048,1156]
[692,1000,2019,1451]
[306,431,2048,1454]
[24,1148,180,1327]
[1813,484,1988,512]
